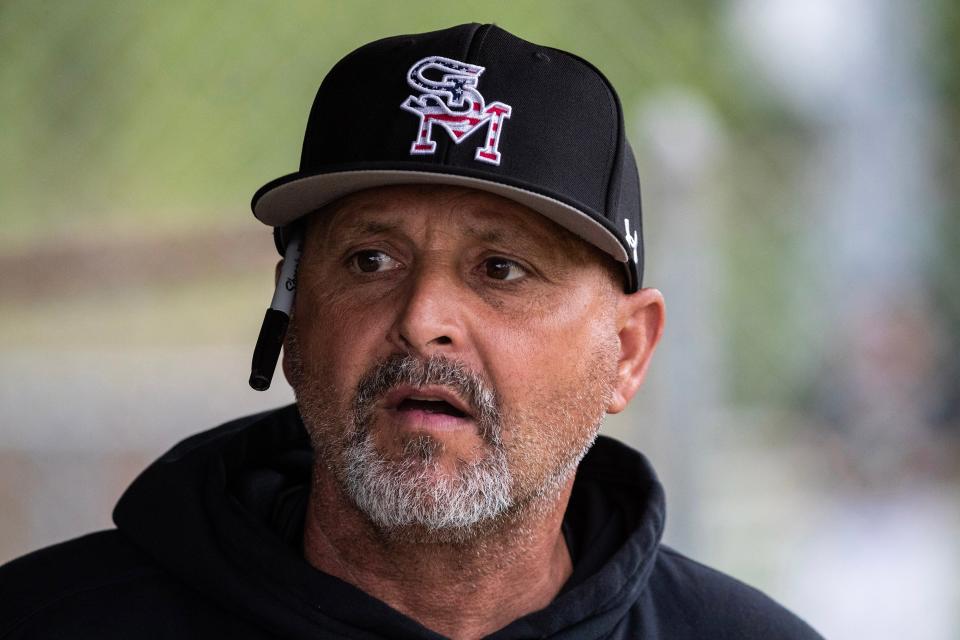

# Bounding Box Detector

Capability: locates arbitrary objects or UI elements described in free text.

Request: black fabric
[285,23,621,218]
[252,23,643,291]
[0,405,823,639]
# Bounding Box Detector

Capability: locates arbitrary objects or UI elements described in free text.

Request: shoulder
[645,545,823,639]
[0,531,158,635]
[0,531,235,638]
[0,530,157,609]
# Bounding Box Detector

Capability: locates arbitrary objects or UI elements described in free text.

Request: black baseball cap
[252,23,644,291]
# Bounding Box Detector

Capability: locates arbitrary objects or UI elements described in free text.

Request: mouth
[383,385,475,422]
[396,397,468,418]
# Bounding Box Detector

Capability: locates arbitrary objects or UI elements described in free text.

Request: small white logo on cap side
[624,218,639,264]
[400,56,512,166]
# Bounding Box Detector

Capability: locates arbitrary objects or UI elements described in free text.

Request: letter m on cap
[400,56,512,166]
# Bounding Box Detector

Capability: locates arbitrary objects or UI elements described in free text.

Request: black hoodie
[0,405,823,639]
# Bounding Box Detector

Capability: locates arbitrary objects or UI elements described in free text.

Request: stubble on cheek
[283,320,354,463]
[499,328,621,508]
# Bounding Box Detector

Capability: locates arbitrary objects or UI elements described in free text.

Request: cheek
[291,278,394,398]
[500,321,618,489]
[481,288,619,434]
[488,286,613,381]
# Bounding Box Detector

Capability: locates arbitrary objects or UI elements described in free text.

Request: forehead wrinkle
[311,188,594,263]
[312,215,417,263]
[451,199,538,235]
[326,203,403,237]
[325,197,520,246]
[349,219,400,236]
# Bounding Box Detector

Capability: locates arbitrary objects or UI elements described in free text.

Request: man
[0,24,822,639]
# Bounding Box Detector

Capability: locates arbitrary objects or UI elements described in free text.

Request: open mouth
[384,386,474,421]
[396,397,468,418]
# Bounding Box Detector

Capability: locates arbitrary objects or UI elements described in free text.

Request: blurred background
[1,1,958,637]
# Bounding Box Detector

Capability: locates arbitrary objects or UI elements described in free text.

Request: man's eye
[483,257,526,281]
[350,250,399,273]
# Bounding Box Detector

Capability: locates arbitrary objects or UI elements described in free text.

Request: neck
[302,466,574,640]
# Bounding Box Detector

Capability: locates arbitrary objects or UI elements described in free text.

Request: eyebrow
[459,209,558,255]
[328,208,401,237]
[463,227,507,244]
[349,220,399,235]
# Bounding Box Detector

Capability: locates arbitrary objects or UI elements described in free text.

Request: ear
[608,288,665,414]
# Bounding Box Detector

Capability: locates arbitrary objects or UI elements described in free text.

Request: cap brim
[252,169,628,263]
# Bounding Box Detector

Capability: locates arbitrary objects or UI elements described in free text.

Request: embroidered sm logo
[400,56,512,166]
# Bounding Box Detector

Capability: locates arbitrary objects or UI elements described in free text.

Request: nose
[388,266,463,356]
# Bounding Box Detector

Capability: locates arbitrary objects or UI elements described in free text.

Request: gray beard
[346,354,514,541]
[293,351,518,543]
[288,338,603,544]
[340,428,514,541]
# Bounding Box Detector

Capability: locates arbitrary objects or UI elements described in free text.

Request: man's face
[284,185,622,541]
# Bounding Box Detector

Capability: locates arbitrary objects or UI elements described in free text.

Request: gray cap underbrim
[252,169,628,263]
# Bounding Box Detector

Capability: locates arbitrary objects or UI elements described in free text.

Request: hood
[113,404,667,639]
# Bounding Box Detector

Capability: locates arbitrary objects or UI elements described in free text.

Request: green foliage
[0,0,744,240]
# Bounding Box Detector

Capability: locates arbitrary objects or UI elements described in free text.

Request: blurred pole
[634,90,727,551]
[730,1,953,636]
[806,0,941,461]
[730,0,942,442]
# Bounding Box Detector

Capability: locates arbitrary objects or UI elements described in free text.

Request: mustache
[352,354,502,444]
